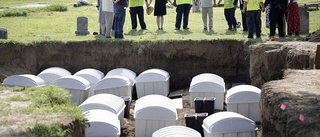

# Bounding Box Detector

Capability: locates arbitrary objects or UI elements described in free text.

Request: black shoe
[142,28,147,30]
[183,27,189,30]
[175,27,180,30]
[243,29,248,31]
[106,36,112,38]
[247,36,253,38]
[228,27,232,30]
[158,28,161,30]
[160,28,163,30]
[204,27,207,31]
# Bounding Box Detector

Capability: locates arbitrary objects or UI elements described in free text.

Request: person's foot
[269,36,275,41]
[295,32,299,36]
[209,27,212,31]
[243,29,248,31]
[228,27,232,30]
[106,36,112,38]
[132,28,137,30]
[142,28,147,30]
[204,27,207,31]
[175,27,180,30]
[183,27,189,30]
[160,28,163,30]
[247,35,253,38]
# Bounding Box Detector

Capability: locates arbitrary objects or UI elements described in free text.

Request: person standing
[102,0,114,38]
[147,0,172,30]
[242,0,265,38]
[173,0,192,30]
[114,0,128,39]
[239,0,247,31]
[287,0,300,36]
[129,0,147,30]
[97,0,106,35]
[196,0,216,31]
[217,0,238,31]
[264,0,287,41]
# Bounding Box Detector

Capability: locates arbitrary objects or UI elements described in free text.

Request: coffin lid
[74,68,104,85]
[37,67,71,84]
[152,126,202,137]
[134,95,177,120]
[93,75,133,90]
[226,85,261,103]
[53,75,90,90]
[79,94,125,114]
[105,68,136,83]
[3,74,45,87]
[189,73,225,93]
[202,111,256,133]
[135,69,169,83]
[84,109,120,136]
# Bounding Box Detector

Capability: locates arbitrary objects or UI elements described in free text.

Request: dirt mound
[260,70,320,137]
[249,41,318,88]
[300,29,320,42]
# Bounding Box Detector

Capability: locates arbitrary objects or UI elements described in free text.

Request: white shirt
[102,0,114,12]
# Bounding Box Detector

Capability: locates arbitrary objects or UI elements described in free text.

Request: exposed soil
[301,29,320,42]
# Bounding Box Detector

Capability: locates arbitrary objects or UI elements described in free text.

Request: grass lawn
[0,0,319,43]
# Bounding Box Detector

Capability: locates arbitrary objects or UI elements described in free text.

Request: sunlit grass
[0,0,319,43]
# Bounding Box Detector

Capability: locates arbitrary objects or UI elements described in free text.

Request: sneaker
[269,36,275,41]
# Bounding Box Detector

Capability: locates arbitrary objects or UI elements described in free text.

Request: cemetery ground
[0,0,319,43]
[0,0,320,137]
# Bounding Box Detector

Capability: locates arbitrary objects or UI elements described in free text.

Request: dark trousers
[269,8,285,37]
[224,8,236,28]
[241,11,247,30]
[175,4,191,29]
[114,4,126,38]
[246,10,261,37]
[129,6,146,29]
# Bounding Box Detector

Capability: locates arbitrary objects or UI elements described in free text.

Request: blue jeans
[246,10,261,37]
[114,4,126,38]
[129,6,146,29]
[175,4,191,29]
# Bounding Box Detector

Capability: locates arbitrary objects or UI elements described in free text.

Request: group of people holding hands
[97,0,300,41]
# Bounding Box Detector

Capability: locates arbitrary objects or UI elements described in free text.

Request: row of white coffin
[82,94,257,137]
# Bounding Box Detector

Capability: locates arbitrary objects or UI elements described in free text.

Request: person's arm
[233,0,238,8]
[217,0,222,5]
[259,1,265,12]
[242,1,247,13]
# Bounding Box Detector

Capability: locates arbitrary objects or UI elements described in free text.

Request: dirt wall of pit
[0,40,251,90]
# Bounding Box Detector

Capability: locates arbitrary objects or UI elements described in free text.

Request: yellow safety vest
[130,0,144,7]
[244,0,262,11]
[224,0,234,9]
[176,0,192,5]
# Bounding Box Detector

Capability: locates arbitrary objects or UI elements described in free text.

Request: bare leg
[160,16,164,29]
[157,16,160,29]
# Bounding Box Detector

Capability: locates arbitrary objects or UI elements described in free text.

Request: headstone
[316,45,320,69]
[75,16,89,35]
[0,28,8,39]
[299,6,309,35]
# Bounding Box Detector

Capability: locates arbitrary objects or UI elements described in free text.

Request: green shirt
[129,0,144,7]
[176,0,192,5]
[224,0,234,9]
[244,0,262,11]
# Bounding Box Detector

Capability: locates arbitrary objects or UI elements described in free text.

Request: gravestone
[299,6,309,34]
[75,16,89,35]
[0,28,8,39]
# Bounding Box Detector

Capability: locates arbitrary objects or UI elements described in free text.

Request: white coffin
[152,126,202,137]
[79,94,125,125]
[84,109,120,137]
[134,95,177,137]
[189,73,225,110]
[93,75,133,98]
[3,74,45,87]
[37,67,71,84]
[53,76,90,105]
[202,112,256,137]
[74,68,104,98]
[135,69,170,98]
[105,68,136,83]
[226,85,261,122]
